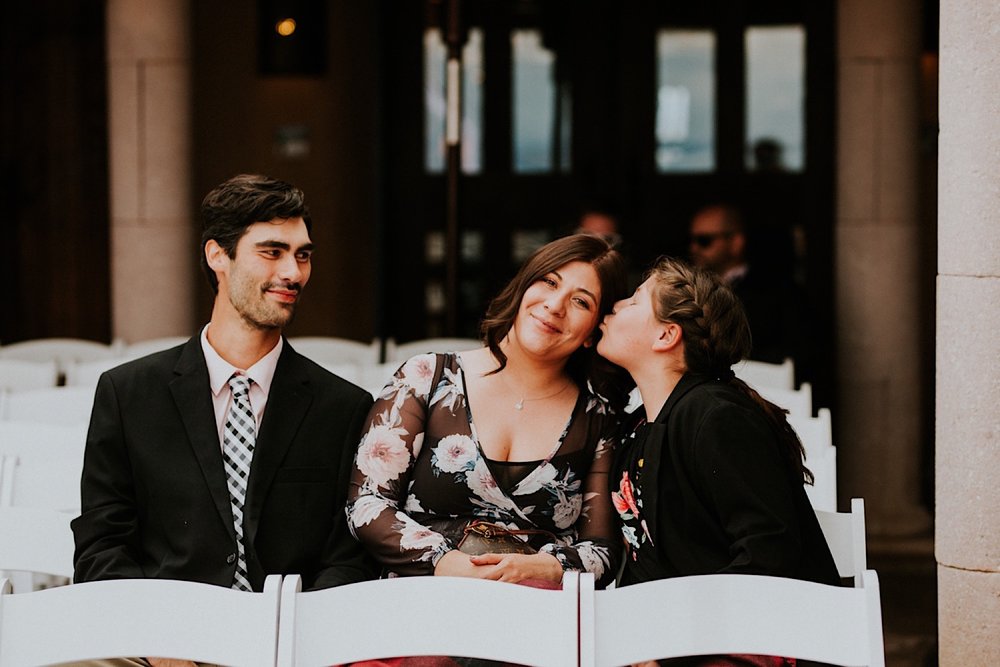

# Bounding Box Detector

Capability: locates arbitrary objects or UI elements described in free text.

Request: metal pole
[443,0,463,336]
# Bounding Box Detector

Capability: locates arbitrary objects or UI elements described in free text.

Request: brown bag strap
[464,520,558,545]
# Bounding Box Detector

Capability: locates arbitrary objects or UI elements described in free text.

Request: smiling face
[509,260,602,363]
[597,277,661,371]
[209,216,314,331]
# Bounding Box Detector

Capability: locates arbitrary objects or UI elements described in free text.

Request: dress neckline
[453,353,583,495]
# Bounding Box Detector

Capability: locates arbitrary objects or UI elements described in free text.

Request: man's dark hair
[200,174,312,293]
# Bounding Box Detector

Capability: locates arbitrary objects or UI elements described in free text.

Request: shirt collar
[723,263,749,284]
[200,324,283,397]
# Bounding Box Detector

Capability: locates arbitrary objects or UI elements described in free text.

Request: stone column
[936,1,1000,663]
[835,0,930,535]
[106,0,195,343]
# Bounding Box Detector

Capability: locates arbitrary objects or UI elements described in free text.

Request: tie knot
[228,374,252,398]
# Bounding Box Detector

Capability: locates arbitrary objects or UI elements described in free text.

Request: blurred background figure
[574,206,623,249]
[688,203,810,381]
[688,204,747,283]
[752,137,786,173]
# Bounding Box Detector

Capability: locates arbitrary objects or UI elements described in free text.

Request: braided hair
[647,257,813,485]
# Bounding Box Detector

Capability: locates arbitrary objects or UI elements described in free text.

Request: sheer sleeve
[539,409,622,589]
[345,354,453,576]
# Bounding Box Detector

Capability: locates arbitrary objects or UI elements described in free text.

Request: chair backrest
[733,357,795,390]
[788,407,833,458]
[384,337,481,363]
[0,386,95,425]
[318,361,364,387]
[63,357,126,387]
[122,336,190,359]
[288,337,382,365]
[0,338,117,374]
[360,361,403,398]
[803,445,837,512]
[0,507,75,585]
[0,421,87,512]
[757,382,813,417]
[0,359,59,391]
[580,570,885,667]
[815,497,867,587]
[277,573,581,667]
[0,575,282,667]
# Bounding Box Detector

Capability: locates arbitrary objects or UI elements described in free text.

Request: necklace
[499,369,573,410]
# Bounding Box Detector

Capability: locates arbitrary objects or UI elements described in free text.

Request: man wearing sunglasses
[688,204,747,281]
[688,203,808,374]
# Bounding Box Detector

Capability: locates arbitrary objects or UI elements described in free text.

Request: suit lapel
[169,337,237,541]
[242,345,313,548]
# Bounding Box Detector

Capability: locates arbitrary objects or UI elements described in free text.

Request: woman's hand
[468,552,563,584]
[435,550,564,584]
[434,549,489,578]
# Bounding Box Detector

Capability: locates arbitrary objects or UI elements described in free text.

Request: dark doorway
[0,0,111,344]
[379,0,835,405]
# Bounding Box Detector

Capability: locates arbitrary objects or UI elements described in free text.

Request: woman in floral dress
[597,258,839,667]
[347,234,630,589]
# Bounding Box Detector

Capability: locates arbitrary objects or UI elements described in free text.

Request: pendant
[514,398,524,410]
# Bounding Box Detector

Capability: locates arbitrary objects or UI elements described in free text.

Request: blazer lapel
[641,373,713,547]
[169,338,237,541]
[652,373,711,426]
[242,345,313,548]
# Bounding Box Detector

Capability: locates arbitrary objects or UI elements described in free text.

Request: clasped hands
[434,549,563,584]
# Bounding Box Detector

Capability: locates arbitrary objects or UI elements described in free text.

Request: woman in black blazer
[597,257,839,667]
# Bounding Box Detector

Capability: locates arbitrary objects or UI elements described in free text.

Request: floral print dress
[346,353,621,588]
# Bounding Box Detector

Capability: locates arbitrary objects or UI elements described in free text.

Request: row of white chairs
[0,494,867,595]
[0,568,885,667]
[2,338,798,391]
[0,336,482,391]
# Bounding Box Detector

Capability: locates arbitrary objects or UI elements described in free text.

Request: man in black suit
[73,174,375,609]
[688,203,809,375]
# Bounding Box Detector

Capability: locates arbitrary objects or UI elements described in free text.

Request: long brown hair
[647,257,813,484]
[480,234,631,412]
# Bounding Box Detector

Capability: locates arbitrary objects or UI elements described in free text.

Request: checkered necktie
[223,373,256,591]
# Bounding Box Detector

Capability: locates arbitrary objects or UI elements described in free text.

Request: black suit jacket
[72,335,376,591]
[615,374,839,586]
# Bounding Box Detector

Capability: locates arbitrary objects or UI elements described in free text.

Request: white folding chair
[0,338,118,376]
[0,421,87,512]
[277,573,581,667]
[816,497,867,587]
[734,357,795,390]
[360,361,403,398]
[122,335,190,359]
[0,386,95,425]
[317,361,364,387]
[789,407,834,459]
[804,445,837,512]
[580,570,885,667]
[0,507,75,591]
[63,356,126,387]
[0,359,59,391]
[288,336,382,365]
[757,382,813,417]
[384,337,481,363]
[0,575,282,667]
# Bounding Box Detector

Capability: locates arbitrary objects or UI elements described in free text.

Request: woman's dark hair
[647,257,813,484]
[200,174,312,293]
[480,234,632,412]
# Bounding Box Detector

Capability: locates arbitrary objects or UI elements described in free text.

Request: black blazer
[614,373,839,586]
[72,335,376,591]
